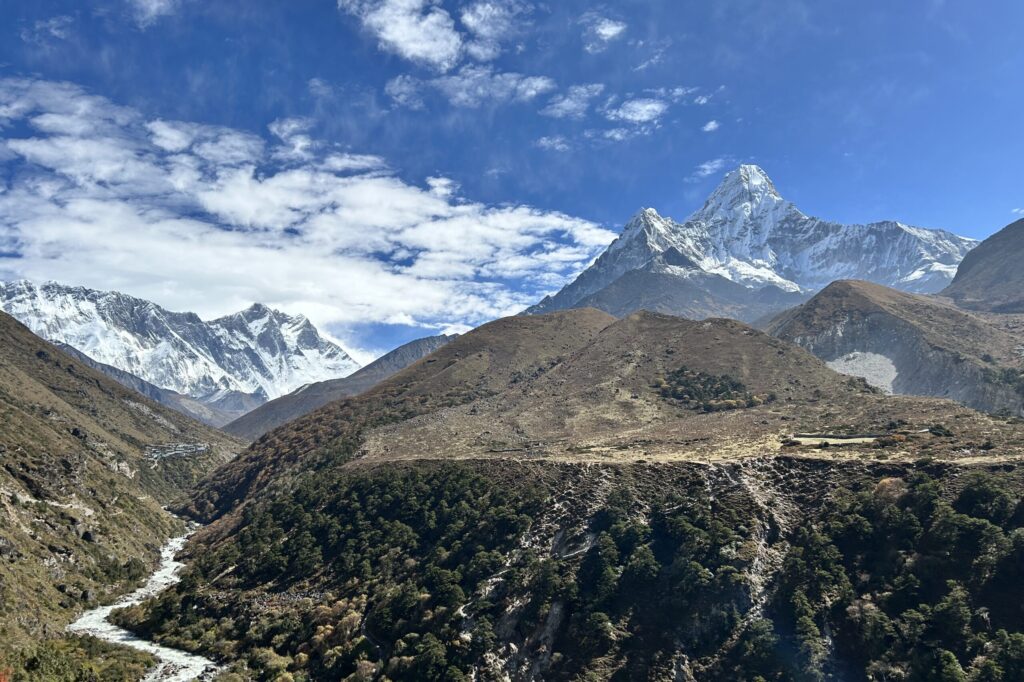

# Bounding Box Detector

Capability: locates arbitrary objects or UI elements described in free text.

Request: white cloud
[426,176,459,198]
[0,77,615,347]
[390,65,555,108]
[646,86,698,102]
[1012,208,1024,216]
[535,135,570,152]
[632,39,672,71]
[307,77,334,99]
[540,84,604,119]
[602,128,632,142]
[338,0,463,71]
[702,119,720,132]
[580,13,627,53]
[694,94,711,105]
[605,98,668,124]
[127,0,180,27]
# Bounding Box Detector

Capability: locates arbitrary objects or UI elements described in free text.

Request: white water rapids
[67,532,222,681]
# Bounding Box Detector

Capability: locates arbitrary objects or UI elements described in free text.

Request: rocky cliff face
[55,343,236,427]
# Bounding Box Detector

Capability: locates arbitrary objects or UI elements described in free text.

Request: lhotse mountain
[0,280,361,420]
[527,165,977,321]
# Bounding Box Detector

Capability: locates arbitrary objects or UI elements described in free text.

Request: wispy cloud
[384,74,425,109]
[702,119,720,132]
[460,0,530,61]
[535,135,570,152]
[632,39,672,71]
[127,0,180,28]
[20,15,73,44]
[540,84,604,119]
[686,157,733,182]
[601,128,632,142]
[387,65,555,108]
[0,77,616,347]
[580,13,627,53]
[1013,208,1024,216]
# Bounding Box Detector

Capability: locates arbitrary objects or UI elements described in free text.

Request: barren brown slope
[160,308,1024,681]
[362,310,1024,463]
[766,280,1024,415]
[0,311,242,649]
[224,334,456,441]
[186,308,617,521]
[943,218,1024,312]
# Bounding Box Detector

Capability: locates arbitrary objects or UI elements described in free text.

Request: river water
[67,532,222,681]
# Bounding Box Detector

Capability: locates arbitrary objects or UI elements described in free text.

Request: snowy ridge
[0,280,360,405]
[528,165,977,316]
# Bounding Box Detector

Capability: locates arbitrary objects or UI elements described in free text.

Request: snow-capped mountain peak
[0,280,361,408]
[526,164,978,318]
[698,164,786,219]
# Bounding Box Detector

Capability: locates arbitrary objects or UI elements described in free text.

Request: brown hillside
[943,218,1024,312]
[362,310,1022,463]
[0,311,242,649]
[224,334,455,441]
[767,280,1024,415]
[186,308,617,521]
[190,308,1024,533]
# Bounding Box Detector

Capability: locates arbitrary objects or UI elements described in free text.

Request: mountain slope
[224,334,457,440]
[187,307,617,522]
[572,248,806,322]
[943,218,1024,312]
[767,280,1024,415]
[362,310,1018,463]
[0,310,241,651]
[187,308,1021,529]
[55,342,235,427]
[528,165,975,320]
[0,280,361,415]
[119,308,1024,682]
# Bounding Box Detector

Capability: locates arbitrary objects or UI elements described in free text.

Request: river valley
[67,532,221,681]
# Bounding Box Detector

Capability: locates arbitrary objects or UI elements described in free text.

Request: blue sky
[1,0,1022,358]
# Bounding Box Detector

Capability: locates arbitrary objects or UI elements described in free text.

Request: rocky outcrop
[768,280,1024,416]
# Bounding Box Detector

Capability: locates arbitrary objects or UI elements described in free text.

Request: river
[67,532,222,681]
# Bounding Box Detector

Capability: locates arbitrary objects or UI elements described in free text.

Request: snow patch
[827,352,898,394]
